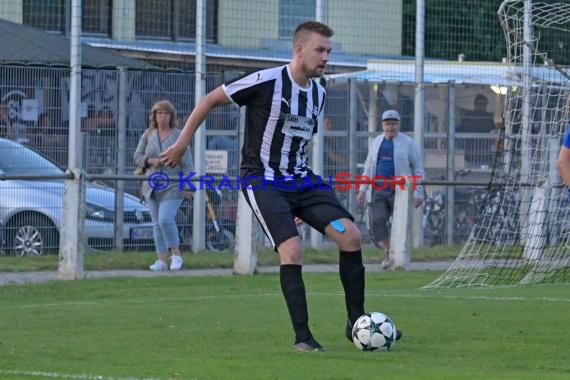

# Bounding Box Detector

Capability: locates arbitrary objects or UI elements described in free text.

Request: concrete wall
[0,0,404,56]
[217,0,403,55]
[112,0,135,42]
[218,0,280,49]
[326,0,402,55]
[0,0,22,24]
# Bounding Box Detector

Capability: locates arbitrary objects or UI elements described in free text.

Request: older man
[357,110,425,268]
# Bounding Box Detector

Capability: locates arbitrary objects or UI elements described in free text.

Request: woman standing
[134,100,193,271]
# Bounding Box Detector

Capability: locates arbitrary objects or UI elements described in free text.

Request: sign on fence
[205,150,228,174]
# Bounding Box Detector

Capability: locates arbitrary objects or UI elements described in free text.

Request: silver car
[0,138,154,256]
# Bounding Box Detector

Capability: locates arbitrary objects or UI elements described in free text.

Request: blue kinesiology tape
[330,219,345,233]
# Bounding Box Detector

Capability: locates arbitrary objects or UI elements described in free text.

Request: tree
[402,0,506,62]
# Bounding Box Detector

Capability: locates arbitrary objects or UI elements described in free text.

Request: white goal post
[426,0,570,288]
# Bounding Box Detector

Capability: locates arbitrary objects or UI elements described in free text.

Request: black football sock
[339,249,365,325]
[280,264,313,344]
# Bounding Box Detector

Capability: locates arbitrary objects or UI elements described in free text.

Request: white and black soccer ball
[351,312,397,351]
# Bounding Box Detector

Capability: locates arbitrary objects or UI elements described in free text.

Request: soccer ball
[351,312,397,351]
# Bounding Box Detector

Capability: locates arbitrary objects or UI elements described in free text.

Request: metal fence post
[114,67,127,251]
[413,0,425,249]
[192,0,207,251]
[58,0,84,280]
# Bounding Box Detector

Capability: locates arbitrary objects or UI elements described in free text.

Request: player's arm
[161,86,231,166]
[557,145,570,186]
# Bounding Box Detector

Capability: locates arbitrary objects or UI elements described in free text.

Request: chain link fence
[0,1,537,261]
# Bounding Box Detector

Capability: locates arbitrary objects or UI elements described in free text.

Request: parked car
[0,138,153,256]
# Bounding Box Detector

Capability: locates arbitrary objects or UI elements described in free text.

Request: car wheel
[6,214,59,256]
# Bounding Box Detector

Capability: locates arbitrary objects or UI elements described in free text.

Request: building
[0,0,406,73]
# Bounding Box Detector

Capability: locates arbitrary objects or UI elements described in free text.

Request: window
[135,0,169,37]
[23,0,111,36]
[23,0,65,33]
[82,0,111,36]
[279,0,315,39]
[135,0,217,42]
[177,0,217,41]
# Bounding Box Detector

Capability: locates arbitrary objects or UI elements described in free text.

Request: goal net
[426,0,570,288]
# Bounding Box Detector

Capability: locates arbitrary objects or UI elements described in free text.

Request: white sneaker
[170,255,184,271]
[149,259,168,272]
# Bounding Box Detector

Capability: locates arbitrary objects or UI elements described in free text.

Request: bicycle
[177,188,236,252]
[422,188,445,246]
[423,169,477,246]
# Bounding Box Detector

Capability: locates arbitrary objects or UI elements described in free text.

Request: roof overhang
[82,37,390,72]
[325,59,570,87]
[0,19,153,69]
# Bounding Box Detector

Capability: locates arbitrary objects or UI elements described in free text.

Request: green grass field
[0,244,461,272]
[0,270,568,380]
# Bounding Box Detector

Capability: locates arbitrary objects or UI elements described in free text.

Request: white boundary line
[1,291,569,311]
[0,369,163,380]
[366,292,570,303]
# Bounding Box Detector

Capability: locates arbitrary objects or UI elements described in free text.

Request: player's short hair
[293,21,334,44]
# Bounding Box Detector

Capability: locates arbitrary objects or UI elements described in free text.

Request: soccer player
[160,21,399,351]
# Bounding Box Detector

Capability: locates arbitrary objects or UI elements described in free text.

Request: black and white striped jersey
[222,64,326,180]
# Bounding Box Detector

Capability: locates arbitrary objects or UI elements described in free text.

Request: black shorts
[241,173,353,250]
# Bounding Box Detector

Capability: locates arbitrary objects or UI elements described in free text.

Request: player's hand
[294,217,304,226]
[160,143,184,167]
[356,191,366,205]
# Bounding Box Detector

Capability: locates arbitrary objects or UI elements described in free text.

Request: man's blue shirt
[375,139,395,192]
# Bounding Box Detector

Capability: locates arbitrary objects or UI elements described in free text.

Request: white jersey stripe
[245,187,275,247]
[280,84,300,177]
[260,74,282,180]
